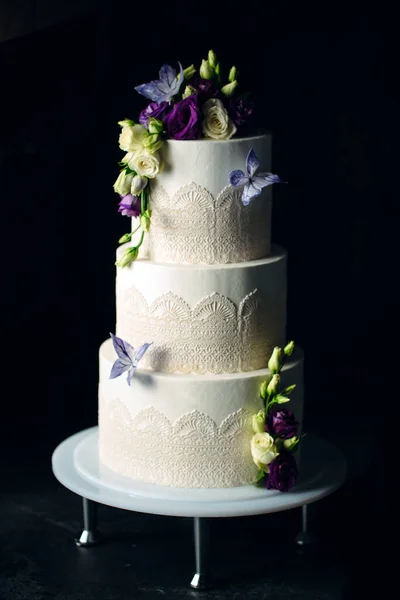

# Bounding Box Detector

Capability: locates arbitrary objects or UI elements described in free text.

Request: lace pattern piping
[137,182,272,264]
[116,286,284,373]
[99,398,259,488]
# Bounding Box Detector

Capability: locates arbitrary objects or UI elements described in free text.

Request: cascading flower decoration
[250,341,302,492]
[113,50,257,268]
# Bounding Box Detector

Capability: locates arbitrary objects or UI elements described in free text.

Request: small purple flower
[229,148,285,206]
[266,451,298,492]
[266,408,298,439]
[135,63,184,104]
[139,101,170,128]
[118,194,141,218]
[190,77,219,100]
[164,95,202,140]
[109,333,152,386]
[228,97,254,128]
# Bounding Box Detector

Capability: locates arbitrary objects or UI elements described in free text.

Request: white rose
[118,124,148,152]
[130,175,148,195]
[202,98,237,140]
[113,170,133,195]
[250,433,278,470]
[130,151,160,179]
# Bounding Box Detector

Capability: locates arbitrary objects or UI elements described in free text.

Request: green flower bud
[117,118,134,127]
[148,118,164,134]
[142,133,164,153]
[148,138,164,153]
[182,85,196,99]
[208,50,217,69]
[220,81,238,98]
[183,64,196,80]
[284,340,295,356]
[140,212,151,232]
[259,379,269,399]
[118,232,132,244]
[142,133,159,147]
[283,436,300,452]
[214,62,221,81]
[200,59,214,80]
[274,394,291,404]
[116,246,138,268]
[252,410,266,434]
[268,347,283,374]
[267,374,280,396]
[228,66,237,83]
[280,384,296,396]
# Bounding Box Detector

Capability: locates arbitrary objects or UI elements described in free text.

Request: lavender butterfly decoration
[229,148,285,206]
[109,333,152,386]
[135,63,184,104]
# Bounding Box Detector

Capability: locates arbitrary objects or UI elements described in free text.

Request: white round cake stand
[51,427,346,590]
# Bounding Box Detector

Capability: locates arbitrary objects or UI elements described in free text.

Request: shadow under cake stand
[51,427,346,590]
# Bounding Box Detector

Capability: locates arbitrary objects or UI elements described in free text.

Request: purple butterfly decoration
[135,63,184,104]
[229,148,285,206]
[109,333,152,386]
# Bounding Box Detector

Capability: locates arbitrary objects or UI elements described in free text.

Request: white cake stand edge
[51,427,346,589]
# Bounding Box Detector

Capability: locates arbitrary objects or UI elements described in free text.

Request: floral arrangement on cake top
[250,342,301,492]
[113,49,262,268]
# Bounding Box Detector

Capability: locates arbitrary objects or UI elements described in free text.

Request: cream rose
[130,151,161,179]
[118,124,148,153]
[202,98,237,140]
[113,170,133,195]
[250,433,278,470]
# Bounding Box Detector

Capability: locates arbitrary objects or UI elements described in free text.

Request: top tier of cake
[137,133,272,265]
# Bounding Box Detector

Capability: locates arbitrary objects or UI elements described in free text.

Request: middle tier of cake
[116,244,287,374]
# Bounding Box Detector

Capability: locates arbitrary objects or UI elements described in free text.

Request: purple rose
[139,101,170,128]
[190,77,219,100]
[118,194,141,217]
[266,452,298,492]
[228,98,254,128]
[164,95,202,140]
[266,408,298,439]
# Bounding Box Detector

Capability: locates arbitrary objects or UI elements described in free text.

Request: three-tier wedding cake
[98,51,304,491]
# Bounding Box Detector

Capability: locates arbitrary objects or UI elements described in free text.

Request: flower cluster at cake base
[250,341,301,492]
[113,49,261,268]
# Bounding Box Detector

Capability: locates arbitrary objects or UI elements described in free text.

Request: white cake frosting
[99,132,303,489]
[116,245,287,374]
[134,134,273,264]
[99,339,304,488]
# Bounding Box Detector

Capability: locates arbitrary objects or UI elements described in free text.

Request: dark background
[0,1,391,597]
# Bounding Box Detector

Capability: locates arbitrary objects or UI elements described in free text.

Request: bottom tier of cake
[98,339,304,488]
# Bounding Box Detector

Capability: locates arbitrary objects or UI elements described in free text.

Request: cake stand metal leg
[75,498,102,547]
[295,503,317,546]
[190,517,212,589]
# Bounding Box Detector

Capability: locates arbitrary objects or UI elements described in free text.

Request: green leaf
[125,166,137,176]
[255,470,266,483]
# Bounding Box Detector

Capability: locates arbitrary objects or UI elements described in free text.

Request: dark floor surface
[0,408,383,600]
